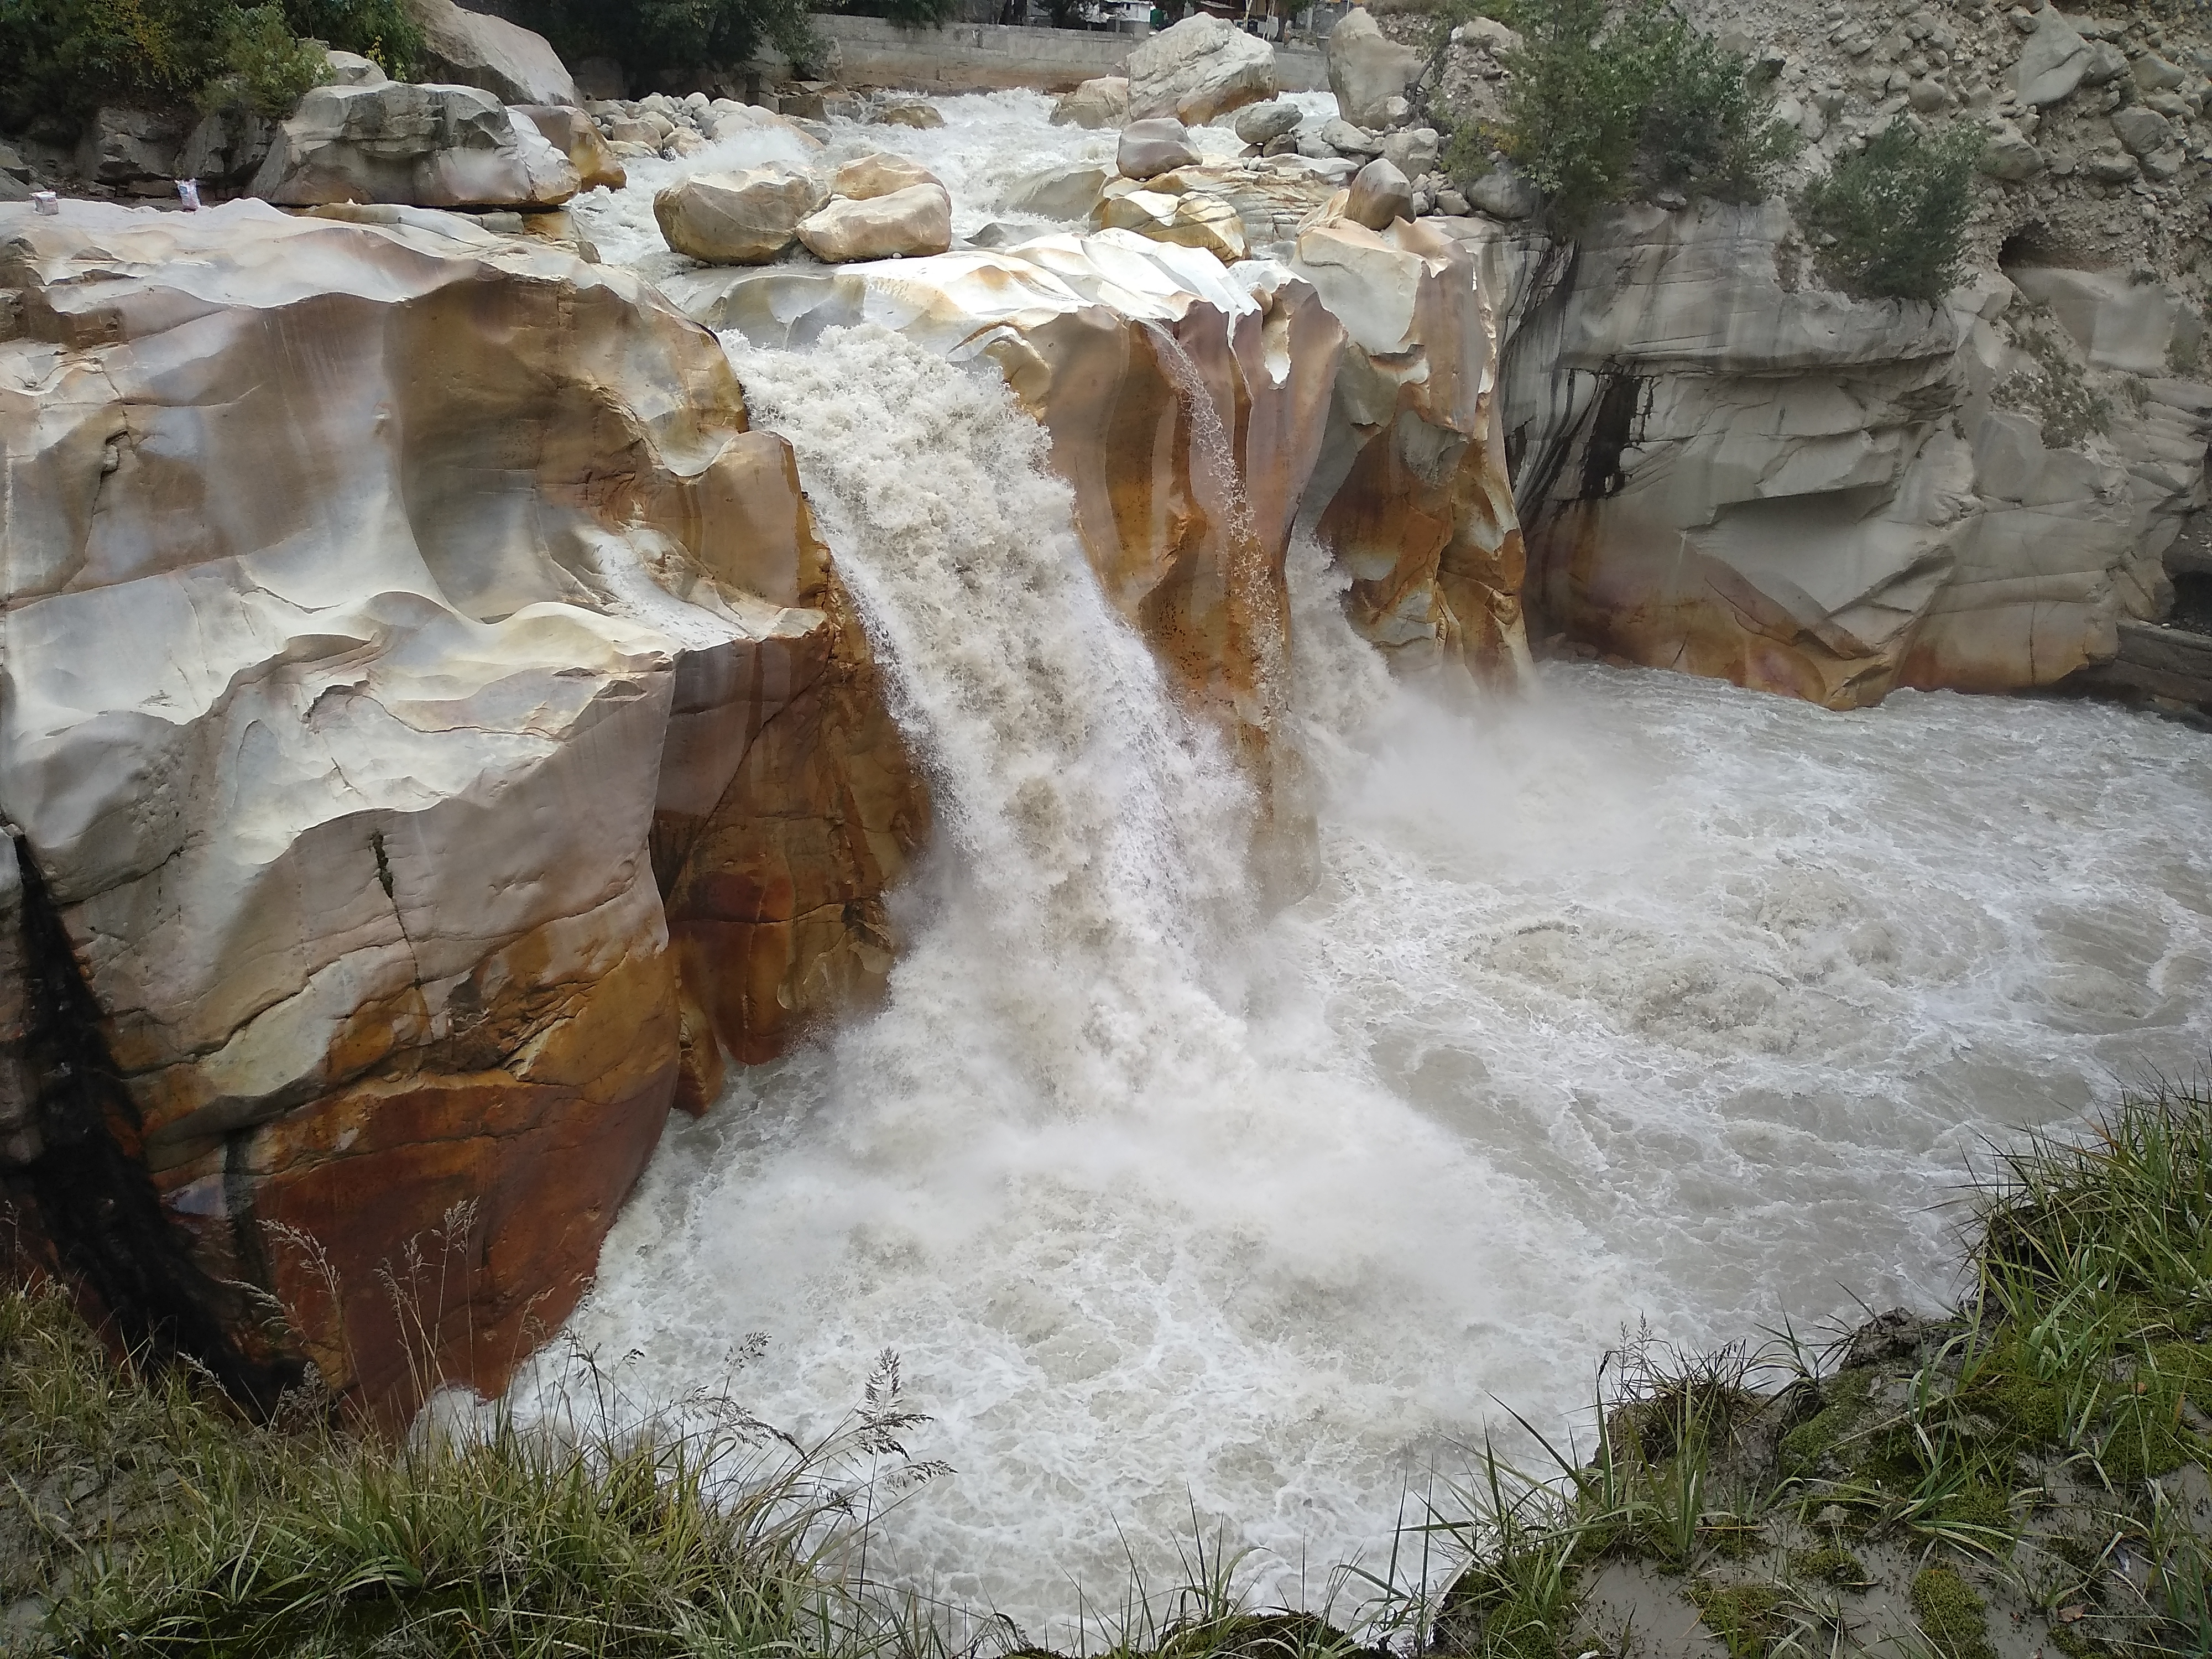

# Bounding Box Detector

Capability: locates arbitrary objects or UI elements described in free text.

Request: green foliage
[204,4,330,116]
[507,0,847,84]
[1687,1579,1781,1659]
[1461,0,1797,231]
[0,0,401,131]
[1910,1566,1996,1659]
[1794,122,1983,302]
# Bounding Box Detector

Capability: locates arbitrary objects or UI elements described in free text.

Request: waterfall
[524,315,2212,1640]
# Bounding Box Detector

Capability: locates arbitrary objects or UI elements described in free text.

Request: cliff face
[1463,202,2210,706]
[0,200,925,1417]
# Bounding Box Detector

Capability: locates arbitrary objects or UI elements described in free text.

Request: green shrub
[204,3,330,116]
[1995,319,2112,449]
[1448,0,1797,232]
[0,0,383,131]
[507,0,893,83]
[1795,121,1983,302]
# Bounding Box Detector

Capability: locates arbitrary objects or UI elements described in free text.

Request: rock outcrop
[1126,14,1276,126]
[0,200,924,1418]
[405,0,578,107]
[1470,202,2209,705]
[252,82,580,209]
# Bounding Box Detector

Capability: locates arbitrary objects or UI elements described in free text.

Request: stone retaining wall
[810,14,1327,95]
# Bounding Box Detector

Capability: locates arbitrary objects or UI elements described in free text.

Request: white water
[532,90,2212,1639]
[518,324,2212,1635]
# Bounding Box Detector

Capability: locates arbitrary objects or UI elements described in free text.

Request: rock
[2008,264,2205,374]
[1003,160,1112,220]
[1455,15,1522,55]
[874,97,944,129]
[1095,186,1249,260]
[1466,165,1541,219]
[1328,8,1427,129]
[1318,118,1383,157]
[2013,8,2091,105]
[1378,95,1413,128]
[1119,118,1201,181]
[833,152,941,201]
[1126,13,1276,125]
[2084,147,2141,181]
[656,165,825,263]
[404,0,577,106]
[251,82,580,209]
[2080,39,2129,86]
[76,108,185,186]
[0,197,922,1419]
[2142,145,2186,182]
[1434,185,1470,215]
[1475,198,2161,708]
[177,108,274,185]
[1382,126,1439,178]
[1344,156,1413,230]
[2111,103,2173,156]
[2133,53,2187,92]
[1050,76,1130,129]
[0,144,26,182]
[1978,124,2045,178]
[1234,100,1302,145]
[514,105,625,192]
[326,49,388,88]
[1906,77,1951,112]
[796,183,953,261]
[1262,133,1299,158]
[1134,159,1341,252]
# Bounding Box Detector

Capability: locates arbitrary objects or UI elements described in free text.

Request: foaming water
[529,163,2212,1634]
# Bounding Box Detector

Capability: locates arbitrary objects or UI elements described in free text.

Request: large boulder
[251,82,580,208]
[1050,76,1130,129]
[1126,14,1276,126]
[1343,156,1412,231]
[796,184,953,262]
[1234,100,1302,146]
[1003,160,1112,220]
[1327,9,1426,130]
[1119,118,1201,181]
[656,165,826,263]
[2013,8,2091,106]
[0,199,924,1418]
[514,104,625,192]
[405,0,578,106]
[831,153,941,201]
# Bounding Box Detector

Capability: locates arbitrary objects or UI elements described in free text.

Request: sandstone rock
[515,104,625,192]
[252,82,579,208]
[77,108,185,186]
[1383,126,1440,178]
[657,166,825,263]
[405,0,577,106]
[875,97,945,129]
[1467,165,1541,220]
[0,198,922,1418]
[833,152,941,201]
[797,184,953,261]
[1234,100,1302,145]
[1344,157,1413,231]
[1328,8,1427,129]
[1119,118,1201,181]
[2014,8,2091,105]
[2111,103,2173,156]
[1003,160,1112,220]
[1140,159,1342,254]
[1051,76,1130,129]
[1126,13,1276,125]
[1096,186,1249,260]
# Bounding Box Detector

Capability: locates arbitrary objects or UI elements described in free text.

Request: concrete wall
[811,14,1328,96]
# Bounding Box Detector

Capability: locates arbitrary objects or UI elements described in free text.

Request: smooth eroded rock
[657,165,826,263]
[1119,118,1201,181]
[1234,100,1303,145]
[797,184,954,262]
[833,152,941,201]
[1328,9,1427,129]
[515,104,625,191]
[1344,156,1413,231]
[1050,76,1130,129]
[1126,14,1276,125]
[1003,160,1112,220]
[405,0,577,105]
[251,82,579,208]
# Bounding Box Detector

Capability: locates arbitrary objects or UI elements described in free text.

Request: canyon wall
[0,200,925,1416]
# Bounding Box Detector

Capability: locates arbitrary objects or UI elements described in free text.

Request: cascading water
[533,92,2212,1639]
[519,319,2212,1634]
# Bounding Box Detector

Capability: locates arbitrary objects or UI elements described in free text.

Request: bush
[204,3,331,116]
[1451,0,1797,232]
[1795,121,1983,302]
[0,0,403,132]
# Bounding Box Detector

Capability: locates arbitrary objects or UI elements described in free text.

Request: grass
[4,1086,2210,1657]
